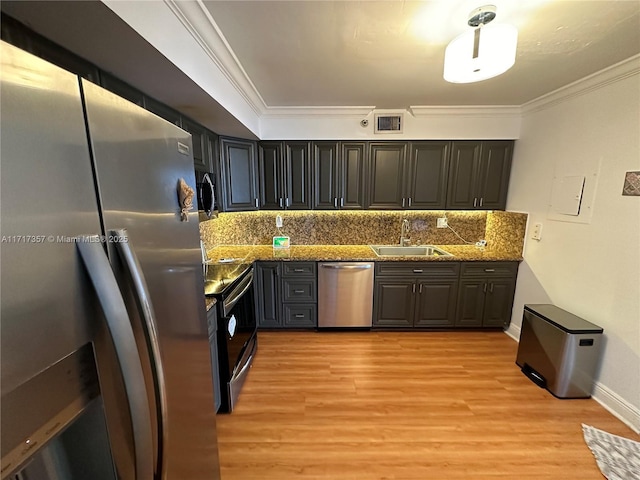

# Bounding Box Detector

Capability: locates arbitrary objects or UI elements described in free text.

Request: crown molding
[409,105,522,118]
[261,106,376,118]
[522,54,640,116]
[164,0,267,116]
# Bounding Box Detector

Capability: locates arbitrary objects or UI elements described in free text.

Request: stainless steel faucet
[400,219,411,246]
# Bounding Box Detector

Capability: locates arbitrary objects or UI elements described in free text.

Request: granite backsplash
[200,210,527,258]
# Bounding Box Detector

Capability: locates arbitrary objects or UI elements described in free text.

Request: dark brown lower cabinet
[455,262,518,328]
[255,261,317,329]
[373,263,459,328]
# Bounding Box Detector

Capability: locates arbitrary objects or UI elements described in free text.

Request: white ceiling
[203,0,640,108]
[2,1,639,138]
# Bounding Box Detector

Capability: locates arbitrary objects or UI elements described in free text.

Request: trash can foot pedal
[522,363,547,388]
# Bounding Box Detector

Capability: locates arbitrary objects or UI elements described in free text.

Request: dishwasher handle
[320,263,373,269]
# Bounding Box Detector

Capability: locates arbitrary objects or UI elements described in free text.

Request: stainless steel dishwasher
[318,262,375,328]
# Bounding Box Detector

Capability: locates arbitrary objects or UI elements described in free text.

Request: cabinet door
[407,142,450,209]
[476,141,513,210]
[282,305,317,328]
[414,279,458,327]
[483,277,516,327]
[183,118,211,173]
[143,96,182,128]
[284,142,312,209]
[455,279,485,327]
[367,143,407,209]
[254,262,281,328]
[373,279,415,327]
[258,141,284,209]
[312,142,340,209]
[446,141,481,209]
[219,137,258,211]
[206,308,222,412]
[340,142,367,209]
[100,72,145,107]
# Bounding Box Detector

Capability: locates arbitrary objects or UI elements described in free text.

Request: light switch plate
[437,217,448,228]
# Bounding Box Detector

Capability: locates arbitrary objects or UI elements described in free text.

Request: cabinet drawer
[282,262,316,277]
[460,262,518,277]
[282,279,317,302]
[375,262,459,277]
[282,304,317,328]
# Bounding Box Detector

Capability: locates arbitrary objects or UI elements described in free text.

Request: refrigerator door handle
[76,236,154,480]
[111,228,167,476]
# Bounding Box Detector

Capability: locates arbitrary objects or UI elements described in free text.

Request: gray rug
[582,424,640,479]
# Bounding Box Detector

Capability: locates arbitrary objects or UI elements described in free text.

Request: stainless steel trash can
[515,304,604,398]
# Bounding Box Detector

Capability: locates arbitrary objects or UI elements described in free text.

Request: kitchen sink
[369,245,453,257]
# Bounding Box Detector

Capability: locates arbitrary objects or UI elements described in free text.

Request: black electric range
[204,261,257,413]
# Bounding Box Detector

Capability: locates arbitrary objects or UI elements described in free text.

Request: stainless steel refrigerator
[1,41,220,479]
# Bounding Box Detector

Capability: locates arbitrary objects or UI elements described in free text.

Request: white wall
[506,58,640,431]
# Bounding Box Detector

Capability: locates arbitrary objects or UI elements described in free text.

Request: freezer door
[81,80,220,479]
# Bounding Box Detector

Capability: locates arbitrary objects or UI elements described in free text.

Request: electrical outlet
[436,217,448,228]
[532,222,543,241]
[275,215,283,228]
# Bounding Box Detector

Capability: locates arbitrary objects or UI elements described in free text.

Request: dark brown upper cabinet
[312,142,366,210]
[405,141,450,209]
[340,142,367,209]
[182,118,213,174]
[367,141,449,210]
[367,142,407,209]
[219,137,259,211]
[258,141,312,210]
[143,96,182,128]
[446,140,513,210]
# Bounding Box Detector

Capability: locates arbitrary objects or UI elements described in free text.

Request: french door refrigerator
[0,41,220,479]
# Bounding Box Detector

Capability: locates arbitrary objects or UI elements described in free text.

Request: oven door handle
[223,270,254,316]
[232,335,258,379]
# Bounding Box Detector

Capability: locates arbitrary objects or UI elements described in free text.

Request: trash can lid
[524,304,604,334]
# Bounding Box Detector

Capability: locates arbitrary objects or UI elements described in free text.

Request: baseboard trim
[592,382,640,434]
[503,328,640,433]
[504,323,521,342]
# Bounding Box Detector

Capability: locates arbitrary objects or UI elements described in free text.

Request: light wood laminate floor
[216,331,638,479]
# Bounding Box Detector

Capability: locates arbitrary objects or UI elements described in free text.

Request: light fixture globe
[443,5,518,84]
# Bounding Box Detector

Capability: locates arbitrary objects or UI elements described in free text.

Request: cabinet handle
[412,284,416,294]
[408,197,412,207]
[286,198,290,207]
[340,197,344,207]
[293,269,305,272]
[402,198,405,207]
[294,314,305,318]
[489,283,494,293]
[413,269,423,273]
[484,269,495,273]
[293,290,305,294]
[279,198,283,208]
[255,198,259,208]
[479,197,484,207]
[473,197,478,207]
[334,197,338,208]
[419,284,423,294]
[483,282,487,293]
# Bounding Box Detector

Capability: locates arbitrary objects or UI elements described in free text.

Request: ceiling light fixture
[443,5,518,83]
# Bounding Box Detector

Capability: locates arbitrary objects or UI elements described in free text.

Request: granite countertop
[206,244,523,263]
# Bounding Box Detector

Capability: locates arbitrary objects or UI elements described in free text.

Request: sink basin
[370,245,453,257]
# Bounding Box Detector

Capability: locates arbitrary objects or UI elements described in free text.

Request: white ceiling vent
[374,113,403,134]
